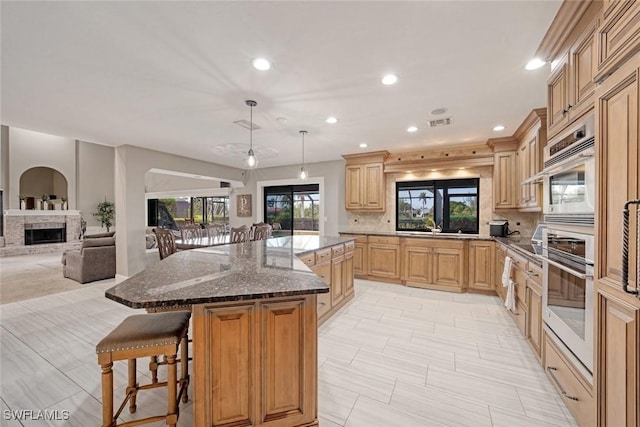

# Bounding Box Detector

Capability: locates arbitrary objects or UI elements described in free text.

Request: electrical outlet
[516,222,521,226]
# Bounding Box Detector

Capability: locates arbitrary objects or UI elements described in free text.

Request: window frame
[395,178,480,234]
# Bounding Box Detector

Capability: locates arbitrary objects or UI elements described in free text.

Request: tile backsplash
[344,166,543,238]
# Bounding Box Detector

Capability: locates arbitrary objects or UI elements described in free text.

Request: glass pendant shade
[299,166,307,180]
[298,130,308,180]
[245,100,258,169]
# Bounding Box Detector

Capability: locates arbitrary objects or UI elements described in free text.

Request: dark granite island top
[106,235,354,309]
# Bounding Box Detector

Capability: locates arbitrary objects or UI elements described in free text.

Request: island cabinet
[547,17,597,139]
[594,51,640,427]
[468,240,495,292]
[401,238,466,292]
[193,295,318,427]
[367,236,401,282]
[343,151,390,212]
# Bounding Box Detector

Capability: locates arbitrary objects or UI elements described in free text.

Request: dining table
[174,234,231,250]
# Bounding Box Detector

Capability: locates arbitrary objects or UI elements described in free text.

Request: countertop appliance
[489,220,509,237]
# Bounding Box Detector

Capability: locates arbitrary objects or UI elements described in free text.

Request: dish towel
[502,256,516,312]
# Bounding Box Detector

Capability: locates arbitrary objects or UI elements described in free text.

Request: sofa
[62,236,116,284]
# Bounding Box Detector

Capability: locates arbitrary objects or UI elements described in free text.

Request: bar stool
[96,311,191,427]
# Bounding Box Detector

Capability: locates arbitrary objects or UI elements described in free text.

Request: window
[147,195,229,230]
[396,178,479,234]
[264,184,320,237]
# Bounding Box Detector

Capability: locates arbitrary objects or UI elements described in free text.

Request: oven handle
[542,257,593,280]
[622,199,640,295]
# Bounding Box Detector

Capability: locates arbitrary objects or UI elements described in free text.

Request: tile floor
[0,255,578,426]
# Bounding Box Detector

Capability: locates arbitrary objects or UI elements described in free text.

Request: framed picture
[237,194,252,217]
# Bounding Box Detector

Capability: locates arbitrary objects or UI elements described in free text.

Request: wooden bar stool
[96,311,191,427]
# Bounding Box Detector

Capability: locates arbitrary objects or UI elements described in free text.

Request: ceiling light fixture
[493,125,505,132]
[245,100,258,169]
[359,143,368,148]
[326,116,338,124]
[381,74,398,85]
[407,126,418,133]
[525,58,546,70]
[251,58,271,71]
[299,130,308,180]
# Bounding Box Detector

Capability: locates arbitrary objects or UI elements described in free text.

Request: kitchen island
[105,235,355,427]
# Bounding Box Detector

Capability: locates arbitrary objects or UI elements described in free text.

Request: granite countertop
[339,230,494,241]
[106,236,355,309]
[494,236,543,265]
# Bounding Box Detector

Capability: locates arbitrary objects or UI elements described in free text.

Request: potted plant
[93,200,115,232]
[18,195,26,210]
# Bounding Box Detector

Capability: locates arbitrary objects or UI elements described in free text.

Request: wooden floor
[0,256,578,426]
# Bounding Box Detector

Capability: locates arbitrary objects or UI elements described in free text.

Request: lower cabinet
[432,244,466,291]
[526,282,543,360]
[193,296,318,427]
[544,333,595,427]
[469,240,495,291]
[495,243,508,301]
[367,236,400,281]
[401,238,466,292]
[596,287,639,427]
[331,254,345,306]
[344,250,354,297]
[340,234,368,278]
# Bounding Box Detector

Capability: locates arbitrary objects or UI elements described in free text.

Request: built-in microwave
[542,114,595,225]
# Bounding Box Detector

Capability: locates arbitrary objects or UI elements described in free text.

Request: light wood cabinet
[344,250,354,297]
[526,281,543,360]
[368,236,401,281]
[432,244,466,291]
[548,20,597,139]
[493,151,517,209]
[193,296,318,427]
[515,109,546,211]
[403,244,434,288]
[331,255,345,306]
[594,50,640,427]
[495,243,508,301]
[596,0,640,81]
[340,234,368,278]
[343,151,390,212]
[468,240,495,292]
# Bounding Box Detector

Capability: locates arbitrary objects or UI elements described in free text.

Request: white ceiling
[1,1,561,171]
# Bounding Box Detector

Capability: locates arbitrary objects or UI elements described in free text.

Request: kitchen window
[396,178,479,233]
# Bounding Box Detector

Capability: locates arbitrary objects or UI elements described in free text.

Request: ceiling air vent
[427,117,452,127]
[233,120,261,130]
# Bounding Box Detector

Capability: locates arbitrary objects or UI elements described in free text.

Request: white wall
[145,172,223,193]
[115,145,245,276]
[8,127,76,209]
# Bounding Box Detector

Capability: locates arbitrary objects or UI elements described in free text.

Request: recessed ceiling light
[381,74,398,85]
[525,58,546,70]
[407,126,418,133]
[431,107,448,115]
[359,143,368,148]
[251,58,271,71]
[326,116,338,124]
[493,125,506,132]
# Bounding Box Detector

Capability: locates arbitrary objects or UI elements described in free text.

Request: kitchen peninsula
[105,235,355,427]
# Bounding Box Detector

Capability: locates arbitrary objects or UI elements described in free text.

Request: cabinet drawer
[544,336,594,427]
[597,0,640,80]
[526,261,542,285]
[344,241,355,252]
[332,244,345,257]
[513,268,528,305]
[311,261,331,285]
[508,250,527,271]
[368,236,399,245]
[315,248,332,264]
[341,234,367,244]
[509,300,527,336]
[298,253,315,267]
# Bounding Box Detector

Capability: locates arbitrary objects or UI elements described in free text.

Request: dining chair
[153,228,178,260]
[230,225,251,243]
[252,224,273,241]
[180,223,203,241]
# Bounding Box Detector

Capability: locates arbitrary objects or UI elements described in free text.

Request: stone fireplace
[2,210,82,256]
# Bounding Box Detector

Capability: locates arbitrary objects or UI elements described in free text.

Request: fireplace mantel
[4,209,81,216]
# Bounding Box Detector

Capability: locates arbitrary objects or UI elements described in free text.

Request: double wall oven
[540,113,595,375]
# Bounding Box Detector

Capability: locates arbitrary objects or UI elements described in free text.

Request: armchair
[62,237,116,283]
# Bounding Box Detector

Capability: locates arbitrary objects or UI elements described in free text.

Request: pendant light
[245,100,258,169]
[298,130,308,180]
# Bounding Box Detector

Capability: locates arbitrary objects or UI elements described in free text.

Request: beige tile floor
[0,255,578,426]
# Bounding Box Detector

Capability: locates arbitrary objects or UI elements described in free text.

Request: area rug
[0,256,84,304]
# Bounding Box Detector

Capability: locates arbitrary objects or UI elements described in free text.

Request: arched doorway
[19,167,68,209]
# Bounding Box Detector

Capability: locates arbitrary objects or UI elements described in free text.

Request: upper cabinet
[547,19,598,139]
[596,0,640,82]
[343,151,389,212]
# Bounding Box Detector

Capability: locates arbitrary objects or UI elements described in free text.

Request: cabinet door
[596,56,639,292]
[343,251,354,297]
[527,135,541,208]
[547,55,570,138]
[368,244,400,279]
[311,260,331,286]
[331,255,345,306]
[363,163,385,210]
[432,247,465,289]
[345,165,363,210]
[597,0,640,80]
[353,242,367,277]
[493,151,517,209]
[403,245,433,287]
[570,21,597,120]
[597,291,639,427]
[496,244,507,301]
[526,283,542,359]
[469,241,495,291]
[317,292,331,319]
